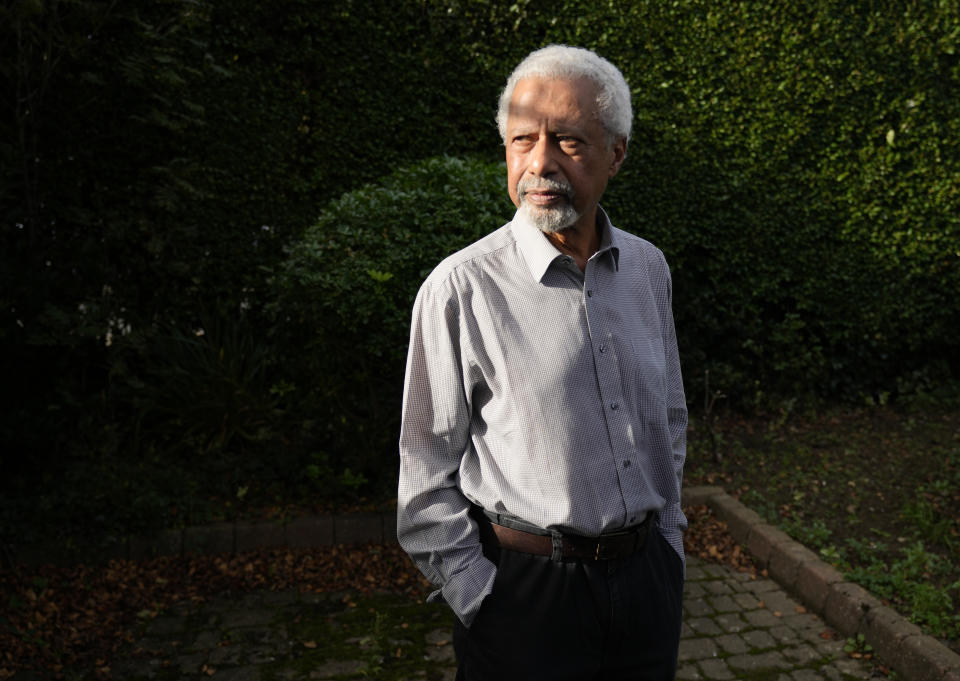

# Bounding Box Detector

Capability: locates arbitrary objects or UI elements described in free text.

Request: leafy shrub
[271,155,513,491]
[0,448,190,558]
[127,313,283,458]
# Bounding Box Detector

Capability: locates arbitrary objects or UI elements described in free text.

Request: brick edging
[684,485,960,681]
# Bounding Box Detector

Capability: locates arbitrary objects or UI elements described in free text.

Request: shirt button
[623,459,631,468]
[610,402,619,411]
[587,289,593,297]
[598,344,606,353]
[629,516,636,524]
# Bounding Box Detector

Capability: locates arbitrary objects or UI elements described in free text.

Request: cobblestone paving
[677,559,884,681]
[110,557,885,680]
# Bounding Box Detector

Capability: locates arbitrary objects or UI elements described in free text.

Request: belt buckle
[593,539,612,561]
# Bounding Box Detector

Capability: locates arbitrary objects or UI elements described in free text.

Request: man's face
[505,77,626,234]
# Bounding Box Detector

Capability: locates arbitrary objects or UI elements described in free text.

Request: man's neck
[544,208,601,272]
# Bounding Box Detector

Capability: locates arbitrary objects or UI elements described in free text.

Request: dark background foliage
[1,0,957,551]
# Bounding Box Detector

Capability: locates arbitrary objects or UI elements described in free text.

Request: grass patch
[687,401,960,652]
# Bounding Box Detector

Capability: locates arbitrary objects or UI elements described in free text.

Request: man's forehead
[506,76,600,127]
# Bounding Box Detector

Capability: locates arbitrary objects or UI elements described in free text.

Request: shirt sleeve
[397,278,496,628]
[656,255,689,566]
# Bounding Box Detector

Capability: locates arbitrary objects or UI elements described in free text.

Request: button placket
[584,262,638,501]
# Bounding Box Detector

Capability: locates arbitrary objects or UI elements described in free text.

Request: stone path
[109,555,885,680]
[678,557,882,680]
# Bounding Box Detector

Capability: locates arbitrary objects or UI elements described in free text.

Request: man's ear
[609,138,627,178]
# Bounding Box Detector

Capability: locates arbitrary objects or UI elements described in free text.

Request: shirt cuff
[428,553,497,628]
[657,502,687,573]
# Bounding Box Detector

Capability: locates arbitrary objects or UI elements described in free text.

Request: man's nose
[529,136,559,176]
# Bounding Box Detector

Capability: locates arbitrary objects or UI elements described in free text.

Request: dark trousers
[453,527,684,681]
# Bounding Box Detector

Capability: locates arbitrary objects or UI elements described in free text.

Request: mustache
[517,176,575,201]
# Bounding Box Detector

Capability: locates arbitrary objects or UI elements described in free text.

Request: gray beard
[518,201,580,233]
[516,177,581,233]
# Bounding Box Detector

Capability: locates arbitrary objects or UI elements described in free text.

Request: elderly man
[398,45,687,680]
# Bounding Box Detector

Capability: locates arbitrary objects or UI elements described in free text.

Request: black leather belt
[482,514,653,561]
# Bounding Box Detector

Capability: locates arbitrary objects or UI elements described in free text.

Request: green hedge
[1,0,958,522]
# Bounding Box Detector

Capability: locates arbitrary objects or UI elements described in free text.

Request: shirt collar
[512,206,621,283]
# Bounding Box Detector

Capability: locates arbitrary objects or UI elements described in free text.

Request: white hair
[496,44,632,145]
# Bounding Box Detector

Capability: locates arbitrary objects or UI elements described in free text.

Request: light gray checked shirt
[397,207,687,627]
